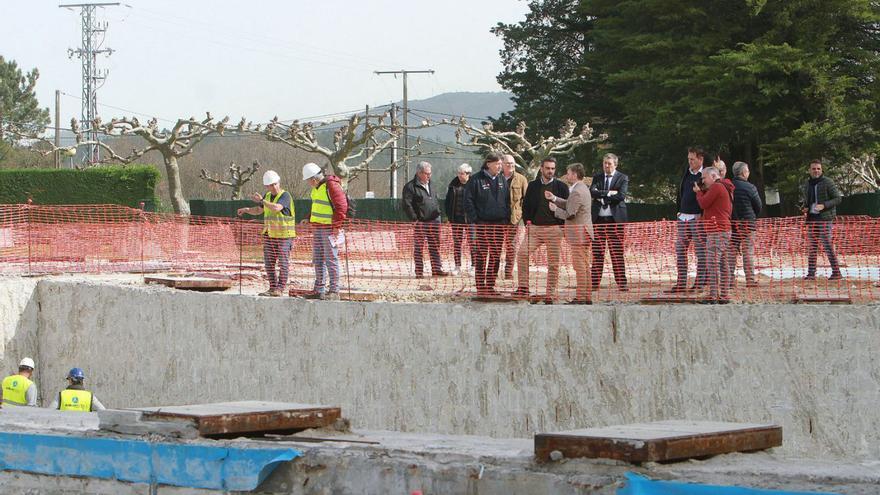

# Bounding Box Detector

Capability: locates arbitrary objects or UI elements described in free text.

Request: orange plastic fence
[1,204,878,303]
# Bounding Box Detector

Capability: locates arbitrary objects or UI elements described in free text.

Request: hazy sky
[2,0,529,127]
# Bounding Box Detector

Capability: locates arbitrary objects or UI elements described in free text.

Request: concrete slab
[0,405,99,432]
[534,420,782,463]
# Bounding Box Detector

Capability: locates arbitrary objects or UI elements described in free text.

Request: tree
[0,56,50,135]
[253,111,448,188]
[454,117,604,178]
[199,160,260,200]
[64,113,234,214]
[494,0,880,201]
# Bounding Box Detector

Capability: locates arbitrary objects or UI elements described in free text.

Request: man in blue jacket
[464,153,511,297]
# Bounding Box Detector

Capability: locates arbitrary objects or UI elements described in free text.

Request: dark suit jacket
[589,171,628,222]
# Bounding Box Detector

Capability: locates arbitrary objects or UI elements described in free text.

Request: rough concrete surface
[1,278,878,472]
[0,428,878,494]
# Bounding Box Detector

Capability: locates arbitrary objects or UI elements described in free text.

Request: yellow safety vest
[310,183,334,225]
[1,374,32,406]
[262,190,296,238]
[59,389,93,412]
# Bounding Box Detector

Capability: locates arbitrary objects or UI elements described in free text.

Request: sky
[2,0,530,128]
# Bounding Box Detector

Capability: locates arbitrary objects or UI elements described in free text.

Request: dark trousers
[473,222,504,293]
[592,217,627,289]
[263,236,293,291]
[806,220,840,276]
[450,222,473,268]
[413,220,442,276]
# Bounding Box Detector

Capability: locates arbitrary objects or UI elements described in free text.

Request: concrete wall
[3,279,879,461]
[0,278,39,389]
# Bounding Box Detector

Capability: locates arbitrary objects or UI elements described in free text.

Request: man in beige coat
[546,162,594,304]
[502,154,528,279]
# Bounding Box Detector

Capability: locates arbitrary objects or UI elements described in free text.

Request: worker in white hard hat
[1,357,38,407]
[237,170,297,296]
[302,162,348,300]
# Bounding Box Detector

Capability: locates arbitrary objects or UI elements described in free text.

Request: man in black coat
[402,161,447,278]
[589,153,628,291]
[464,153,511,296]
[729,161,762,287]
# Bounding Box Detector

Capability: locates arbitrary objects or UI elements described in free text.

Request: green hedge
[0,166,160,208]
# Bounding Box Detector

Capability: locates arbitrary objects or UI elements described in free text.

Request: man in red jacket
[694,166,733,303]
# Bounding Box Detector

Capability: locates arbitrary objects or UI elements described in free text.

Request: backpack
[328,186,356,219]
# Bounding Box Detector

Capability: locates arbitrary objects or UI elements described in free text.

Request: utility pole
[61,2,119,164]
[374,69,434,183]
[364,104,371,194]
[54,90,61,169]
[389,104,398,198]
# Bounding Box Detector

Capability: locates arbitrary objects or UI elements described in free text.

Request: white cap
[19,357,35,369]
[302,163,322,181]
[262,170,281,186]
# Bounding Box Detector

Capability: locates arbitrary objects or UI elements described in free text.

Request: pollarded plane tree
[199,160,261,200]
[5,112,233,215]
[454,118,606,179]
[251,111,450,187]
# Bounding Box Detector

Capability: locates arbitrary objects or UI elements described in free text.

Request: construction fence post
[26,198,33,275]
[139,202,146,276]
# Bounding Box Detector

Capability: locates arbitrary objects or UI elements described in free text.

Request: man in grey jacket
[800,160,842,280]
[547,163,594,304]
[729,161,762,287]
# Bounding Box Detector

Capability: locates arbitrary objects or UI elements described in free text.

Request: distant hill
[371,91,514,144]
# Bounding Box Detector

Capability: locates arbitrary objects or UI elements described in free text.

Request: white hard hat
[19,357,35,369]
[302,162,322,181]
[262,170,281,186]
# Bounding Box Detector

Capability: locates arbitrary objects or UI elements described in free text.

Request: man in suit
[589,153,628,291]
[547,162,594,304]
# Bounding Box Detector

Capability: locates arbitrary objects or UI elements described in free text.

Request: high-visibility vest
[1,374,32,406]
[262,190,296,238]
[59,389,93,412]
[310,183,334,225]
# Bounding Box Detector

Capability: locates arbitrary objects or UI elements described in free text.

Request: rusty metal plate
[535,420,782,463]
[131,401,341,437]
[144,275,233,291]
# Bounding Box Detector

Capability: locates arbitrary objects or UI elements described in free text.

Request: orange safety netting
[1,204,878,303]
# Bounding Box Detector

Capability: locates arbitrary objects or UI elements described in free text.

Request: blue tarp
[0,432,299,491]
[619,472,842,495]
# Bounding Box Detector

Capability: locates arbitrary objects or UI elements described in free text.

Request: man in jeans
[668,147,707,293]
[402,161,448,278]
[800,160,842,281]
[729,161,762,287]
[694,166,733,303]
[302,162,348,300]
[236,170,296,296]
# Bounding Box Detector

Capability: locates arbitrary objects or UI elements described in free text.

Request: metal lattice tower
[61,2,119,163]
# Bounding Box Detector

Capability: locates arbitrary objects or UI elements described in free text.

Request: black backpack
[329,189,356,219]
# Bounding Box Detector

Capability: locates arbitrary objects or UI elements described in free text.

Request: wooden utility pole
[374,69,434,183]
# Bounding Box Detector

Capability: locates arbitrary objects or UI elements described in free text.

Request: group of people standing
[237,163,348,300]
[1,358,105,411]
[244,149,842,304]
[404,152,630,304]
[668,147,841,303]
